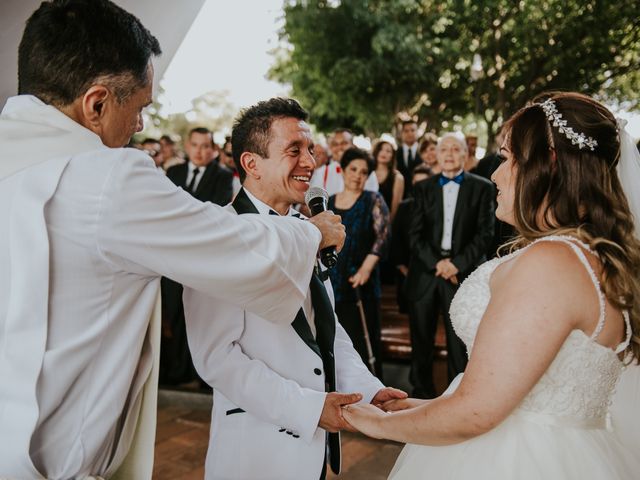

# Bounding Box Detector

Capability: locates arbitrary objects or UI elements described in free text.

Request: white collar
[0,95,105,180]
[188,161,205,173]
[242,188,302,218]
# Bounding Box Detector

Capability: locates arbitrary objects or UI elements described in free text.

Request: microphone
[304,186,338,268]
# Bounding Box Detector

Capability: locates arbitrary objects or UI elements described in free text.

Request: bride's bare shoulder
[492,240,589,293]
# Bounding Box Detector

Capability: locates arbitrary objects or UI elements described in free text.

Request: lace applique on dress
[449,235,630,422]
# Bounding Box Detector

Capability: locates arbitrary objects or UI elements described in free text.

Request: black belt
[440,249,452,258]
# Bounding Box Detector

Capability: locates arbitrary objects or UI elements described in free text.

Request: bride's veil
[609,118,640,455]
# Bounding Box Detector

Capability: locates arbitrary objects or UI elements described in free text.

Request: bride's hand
[382,397,430,412]
[342,403,387,439]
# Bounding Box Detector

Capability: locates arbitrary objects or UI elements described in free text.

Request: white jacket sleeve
[334,321,384,403]
[183,288,326,444]
[96,150,320,324]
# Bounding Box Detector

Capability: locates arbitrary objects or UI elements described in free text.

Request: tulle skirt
[610,363,640,458]
[389,375,640,480]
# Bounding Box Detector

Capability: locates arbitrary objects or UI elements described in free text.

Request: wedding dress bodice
[450,236,632,423]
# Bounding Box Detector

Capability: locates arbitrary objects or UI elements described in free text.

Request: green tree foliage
[270,0,640,138]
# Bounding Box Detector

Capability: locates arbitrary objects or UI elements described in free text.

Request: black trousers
[408,276,468,398]
[335,298,383,380]
[159,278,199,385]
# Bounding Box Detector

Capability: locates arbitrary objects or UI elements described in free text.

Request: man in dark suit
[396,120,423,197]
[406,133,495,398]
[392,164,432,313]
[161,126,233,386]
[166,127,233,204]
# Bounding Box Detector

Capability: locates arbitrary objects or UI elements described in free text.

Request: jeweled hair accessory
[538,98,598,151]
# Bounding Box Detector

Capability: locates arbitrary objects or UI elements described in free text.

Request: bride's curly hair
[503,91,640,363]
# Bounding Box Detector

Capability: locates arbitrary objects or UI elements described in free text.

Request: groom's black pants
[408,276,468,398]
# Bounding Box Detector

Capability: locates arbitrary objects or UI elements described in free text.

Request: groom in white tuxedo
[184,98,406,480]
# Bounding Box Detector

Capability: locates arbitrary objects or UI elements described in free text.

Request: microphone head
[304,186,329,207]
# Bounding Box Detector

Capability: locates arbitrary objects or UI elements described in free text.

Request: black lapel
[452,173,471,243]
[433,178,444,244]
[310,273,336,359]
[194,162,215,197]
[231,188,259,214]
[291,307,321,358]
[176,163,188,188]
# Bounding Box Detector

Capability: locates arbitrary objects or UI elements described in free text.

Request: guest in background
[166,127,233,205]
[161,126,234,387]
[140,137,164,169]
[160,134,184,170]
[328,147,390,379]
[396,120,422,196]
[464,134,479,171]
[313,141,330,168]
[219,137,241,197]
[392,164,432,313]
[373,140,404,222]
[405,133,494,398]
[373,139,404,286]
[311,129,378,195]
[418,133,440,177]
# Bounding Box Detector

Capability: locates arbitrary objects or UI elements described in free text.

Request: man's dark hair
[340,147,375,175]
[160,134,175,145]
[18,0,161,107]
[402,120,418,128]
[412,163,432,177]
[141,137,159,145]
[333,128,353,136]
[231,97,308,182]
[188,127,214,146]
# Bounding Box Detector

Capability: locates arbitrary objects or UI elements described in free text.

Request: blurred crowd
[136,119,514,397]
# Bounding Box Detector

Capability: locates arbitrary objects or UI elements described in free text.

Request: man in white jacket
[0,1,344,478]
[184,98,406,480]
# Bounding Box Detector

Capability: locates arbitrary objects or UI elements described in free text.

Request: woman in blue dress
[329,147,390,379]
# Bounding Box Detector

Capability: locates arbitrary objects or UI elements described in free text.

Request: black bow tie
[269,209,301,218]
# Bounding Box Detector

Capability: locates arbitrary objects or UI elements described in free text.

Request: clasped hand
[435,258,459,285]
[342,396,431,439]
[319,387,407,433]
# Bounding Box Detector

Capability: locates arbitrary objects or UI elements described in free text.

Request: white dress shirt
[440,169,463,251]
[0,95,321,479]
[186,161,206,192]
[402,143,418,167]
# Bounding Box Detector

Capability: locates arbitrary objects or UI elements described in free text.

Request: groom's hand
[319,392,362,433]
[371,387,407,409]
[309,211,346,253]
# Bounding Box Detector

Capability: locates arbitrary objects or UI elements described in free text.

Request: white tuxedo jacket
[184,190,384,480]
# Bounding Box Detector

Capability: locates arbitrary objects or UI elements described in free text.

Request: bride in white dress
[342,92,640,479]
